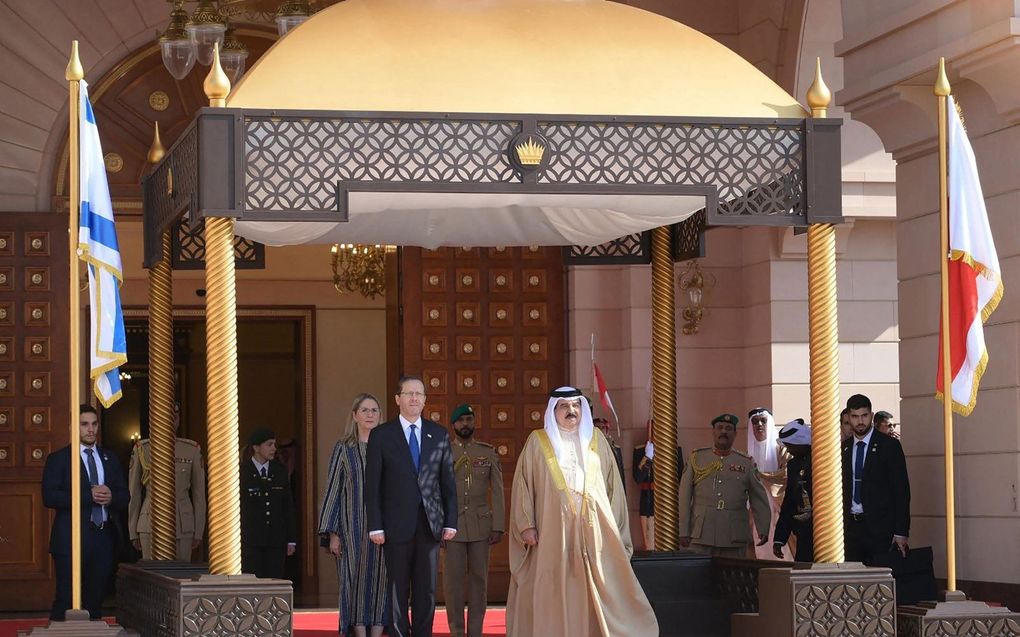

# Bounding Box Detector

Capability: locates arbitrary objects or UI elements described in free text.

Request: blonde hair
[344,393,380,443]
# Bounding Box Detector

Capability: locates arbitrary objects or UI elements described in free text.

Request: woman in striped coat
[318,393,390,637]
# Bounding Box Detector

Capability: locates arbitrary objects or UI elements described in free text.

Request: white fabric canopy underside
[233,192,705,249]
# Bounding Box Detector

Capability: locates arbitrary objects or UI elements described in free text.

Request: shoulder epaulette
[179,438,200,448]
[692,446,711,454]
[731,449,751,459]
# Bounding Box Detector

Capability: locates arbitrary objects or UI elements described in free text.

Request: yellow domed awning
[228,0,806,118]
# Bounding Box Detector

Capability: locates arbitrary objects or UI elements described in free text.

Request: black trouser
[383,505,440,637]
[793,524,814,562]
[51,524,115,621]
[845,515,893,563]
[242,544,287,579]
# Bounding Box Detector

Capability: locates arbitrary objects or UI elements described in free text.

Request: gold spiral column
[805,60,844,563]
[147,165,177,561]
[203,46,242,575]
[650,226,679,551]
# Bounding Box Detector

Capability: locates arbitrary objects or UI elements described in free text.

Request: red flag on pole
[935,96,1003,416]
[593,361,620,427]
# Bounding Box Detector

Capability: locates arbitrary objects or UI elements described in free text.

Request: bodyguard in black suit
[841,394,911,563]
[240,427,297,579]
[42,404,129,621]
[366,376,457,637]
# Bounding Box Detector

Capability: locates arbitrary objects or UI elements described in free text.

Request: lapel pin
[427,433,433,439]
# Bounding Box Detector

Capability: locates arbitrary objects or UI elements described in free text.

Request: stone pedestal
[115,562,293,637]
[19,610,136,636]
[898,591,1020,637]
[731,562,896,637]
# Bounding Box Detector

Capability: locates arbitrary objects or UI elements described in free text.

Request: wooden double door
[400,246,566,602]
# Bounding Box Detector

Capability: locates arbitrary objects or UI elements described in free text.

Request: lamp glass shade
[220,50,249,85]
[276,14,309,37]
[186,23,226,66]
[687,286,703,306]
[160,37,197,80]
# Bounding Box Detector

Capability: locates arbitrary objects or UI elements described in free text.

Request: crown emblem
[514,136,545,166]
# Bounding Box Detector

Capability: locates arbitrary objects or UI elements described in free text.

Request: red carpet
[0,609,507,637]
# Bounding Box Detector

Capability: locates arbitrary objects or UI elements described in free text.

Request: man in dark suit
[42,404,129,621]
[240,427,297,579]
[841,393,910,562]
[366,375,457,637]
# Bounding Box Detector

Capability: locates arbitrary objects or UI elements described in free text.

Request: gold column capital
[806,57,831,118]
[204,42,231,107]
[148,122,166,165]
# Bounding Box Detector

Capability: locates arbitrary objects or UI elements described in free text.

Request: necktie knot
[260,465,267,478]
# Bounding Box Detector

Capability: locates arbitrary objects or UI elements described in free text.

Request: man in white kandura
[506,387,658,637]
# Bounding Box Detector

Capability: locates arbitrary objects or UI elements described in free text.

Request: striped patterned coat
[318,440,389,630]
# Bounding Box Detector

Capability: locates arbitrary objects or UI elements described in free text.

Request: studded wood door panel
[0,213,70,611]
[401,245,566,603]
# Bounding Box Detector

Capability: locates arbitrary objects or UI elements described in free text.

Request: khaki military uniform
[128,438,207,561]
[678,447,771,558]
[443,437,504,637]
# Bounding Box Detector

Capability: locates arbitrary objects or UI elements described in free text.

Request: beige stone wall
[838,0,1020,586]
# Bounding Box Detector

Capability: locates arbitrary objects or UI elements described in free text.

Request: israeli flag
[79,80,127,407]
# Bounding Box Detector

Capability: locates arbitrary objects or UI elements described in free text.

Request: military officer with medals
[128,403,207,561]
[241,427,297,579]
[773,418,814,561]
[443,404,504,637]
[678,413,771,557]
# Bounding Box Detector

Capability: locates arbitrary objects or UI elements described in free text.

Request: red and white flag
[593,361,620,426]
[936,96,1004,416]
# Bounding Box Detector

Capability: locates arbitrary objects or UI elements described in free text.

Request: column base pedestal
[898,590,1020,636]
[19,610,136,636]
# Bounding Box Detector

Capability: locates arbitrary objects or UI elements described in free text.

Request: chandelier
[330,244,391,299]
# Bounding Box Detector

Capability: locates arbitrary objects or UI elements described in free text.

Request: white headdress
[778,418,812,446]
[746,407,779,472]
[544,386,594,467]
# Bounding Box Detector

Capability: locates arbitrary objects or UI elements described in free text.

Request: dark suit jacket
[240,458,298,548]
[365,417,457,542]
[42,444,129,556]
[842,429,910,538]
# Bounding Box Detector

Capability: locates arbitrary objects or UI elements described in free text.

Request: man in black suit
[366,375,457,637]
[240,427,297,579]
[842,393,911,563]
[42,404,129,621]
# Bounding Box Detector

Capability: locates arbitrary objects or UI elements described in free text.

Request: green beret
[711,414,739,428]
[450,404,474,424]
[248,427,276,446]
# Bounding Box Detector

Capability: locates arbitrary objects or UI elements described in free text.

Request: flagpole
[934,56,957,593]
[65,40,84,613]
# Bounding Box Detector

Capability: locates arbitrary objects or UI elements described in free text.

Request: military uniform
[443,437,504,637]
[240,457,297,579]
[775,452,813,561]
[678,447,771,557]
[128,437,207,561]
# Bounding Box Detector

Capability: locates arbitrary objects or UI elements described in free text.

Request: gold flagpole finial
[934,57,952,97]
[66,40,84,81]
[806,57,832,118]
[204,42,231,107]
[148,121,166,165]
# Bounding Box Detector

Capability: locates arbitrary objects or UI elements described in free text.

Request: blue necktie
[84,448,104,525]
[852,441,865,506]
[409,424,420,473]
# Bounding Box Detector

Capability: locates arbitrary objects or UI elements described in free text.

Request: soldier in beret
[240,427,297,579]
[443,404,504,637]
[678,413,771,557]
[128,402,207,561]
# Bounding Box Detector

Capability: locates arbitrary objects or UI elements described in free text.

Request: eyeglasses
[358,407,380,414]
[399,392,426,399]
